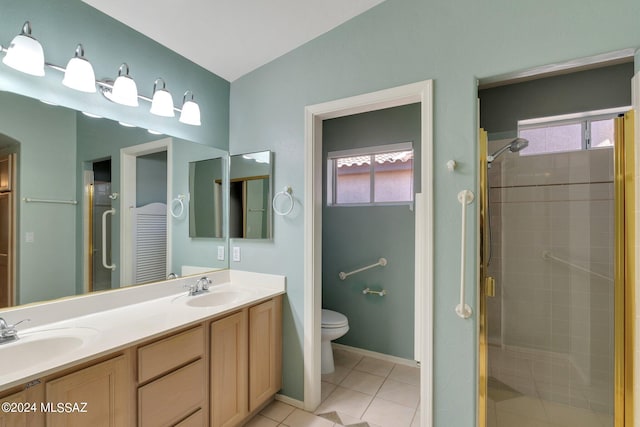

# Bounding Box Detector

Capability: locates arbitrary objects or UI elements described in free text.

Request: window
[327,142,414,206]
[517,107,629,156]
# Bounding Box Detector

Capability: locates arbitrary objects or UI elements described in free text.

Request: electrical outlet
[217,246,225,261]
[232,246,241,262]
[25,232,34,243]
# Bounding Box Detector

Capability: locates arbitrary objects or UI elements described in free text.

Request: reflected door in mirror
[229,177,269,239]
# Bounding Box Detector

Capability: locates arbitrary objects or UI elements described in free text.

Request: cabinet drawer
[138,359,205,427]
[138,326,204,383]
[175,409,204,427]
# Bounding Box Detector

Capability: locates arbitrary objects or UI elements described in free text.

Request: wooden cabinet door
[210,310,248,427]
[46,355,131,427]
[249,297,282,411]
[0,383,44,427]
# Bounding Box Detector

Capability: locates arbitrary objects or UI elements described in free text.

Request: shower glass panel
[486,143,614,426]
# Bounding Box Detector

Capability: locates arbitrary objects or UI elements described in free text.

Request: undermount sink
[184,290,251,308]
[0,327,98,377]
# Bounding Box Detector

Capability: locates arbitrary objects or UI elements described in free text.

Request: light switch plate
[217,246,225,261]
[232,246,241,262]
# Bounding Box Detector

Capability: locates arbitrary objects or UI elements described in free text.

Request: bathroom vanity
[0,269,284,426]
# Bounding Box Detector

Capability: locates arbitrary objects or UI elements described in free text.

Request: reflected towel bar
[339,258,387,280]
[23,197,77,205]
[542,251,612,282]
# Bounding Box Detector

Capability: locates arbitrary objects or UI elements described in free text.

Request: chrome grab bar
[542,251,612,282]
[339,258,387,280]
[455,190,474,319]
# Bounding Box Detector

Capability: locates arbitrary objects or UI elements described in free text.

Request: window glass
[335,159,370,204]
[520,123,582,155]
[373,151,414,202]
[590,118,615,148]
[328,145,414,206]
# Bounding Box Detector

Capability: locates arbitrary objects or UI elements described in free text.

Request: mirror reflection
[229,151,272,239]
[0,90,228,308]
[189,157,225,238]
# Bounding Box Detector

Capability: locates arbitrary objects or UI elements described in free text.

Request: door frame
[120,138,173,286]
[477,66,639,427]
[303,80,434,424]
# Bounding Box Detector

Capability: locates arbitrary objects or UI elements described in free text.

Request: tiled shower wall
[487,143,614,412]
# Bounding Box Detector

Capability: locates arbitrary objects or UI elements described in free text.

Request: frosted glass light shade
[2,22,45,77]
[62,45,96,93]
[179,100,201,126]
[150,79,175,117]
[179,91,201,126]
[111,63,138,107]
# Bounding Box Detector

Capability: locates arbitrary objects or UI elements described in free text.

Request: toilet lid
[322,309,348,328]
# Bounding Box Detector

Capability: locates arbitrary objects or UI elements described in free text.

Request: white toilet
[321,309,349,374]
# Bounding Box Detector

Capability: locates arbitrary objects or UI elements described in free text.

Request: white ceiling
[82,0,386,82]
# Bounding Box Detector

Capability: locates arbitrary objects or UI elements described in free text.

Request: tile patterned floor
[245,348,420,427]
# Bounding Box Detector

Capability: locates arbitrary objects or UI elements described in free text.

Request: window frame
[517,106,630,154]
[326,141,414,207]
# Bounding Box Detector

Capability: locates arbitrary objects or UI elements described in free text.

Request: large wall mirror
[229,151,272,239]
[0,90,229,308]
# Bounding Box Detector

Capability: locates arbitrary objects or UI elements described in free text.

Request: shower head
[487,137,529,166]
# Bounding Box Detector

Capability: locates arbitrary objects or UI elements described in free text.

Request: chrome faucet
[185,276,211,296]
[0,317,30,344]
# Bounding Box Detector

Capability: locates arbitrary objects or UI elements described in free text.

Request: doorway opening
[120,138,172,287]
[303,80,433,425]
[477,58,636,427]
[87,158,113,292]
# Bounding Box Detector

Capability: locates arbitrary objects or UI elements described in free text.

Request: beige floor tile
[376,378,420,409]
[315,386,374,419]
[354,356,394,377]
[542,401,602,427]
[332,411,363,425]
[495,396,548,422]
[260,400,296,422]
[388,364,420,386]
[244,414,280,427]
[361,397,415,427]
[282,409,335,427]
[333,348,363,370]
[322,381,338,403]
[322,365,351,385]
[340,370,385,395]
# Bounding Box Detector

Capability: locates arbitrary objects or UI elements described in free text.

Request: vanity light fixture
[0,19,203,126]
[110,63,138,107]
[150,78,175,117]
[2,21,45,76]
[62,44,96,93]
[179,90,201,126]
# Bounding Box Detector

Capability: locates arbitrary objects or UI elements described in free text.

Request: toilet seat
[322,309,348,328]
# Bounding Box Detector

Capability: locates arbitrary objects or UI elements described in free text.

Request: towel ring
[272,186,294,216]
[170,194,185,218]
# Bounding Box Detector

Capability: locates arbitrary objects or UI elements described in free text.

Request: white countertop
[0,270,285,392]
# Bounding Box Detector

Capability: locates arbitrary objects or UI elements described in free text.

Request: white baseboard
[332,343,419,368]
[275,394,305,409]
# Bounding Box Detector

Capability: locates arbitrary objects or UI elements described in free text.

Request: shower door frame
[477,108,636,427]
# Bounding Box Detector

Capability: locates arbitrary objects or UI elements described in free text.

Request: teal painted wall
[0,0,229,149]
[322,104,420,359]
[228,0,640,423]
[0,92,77,304]
[136,151,167,207]
[480,62,634,139]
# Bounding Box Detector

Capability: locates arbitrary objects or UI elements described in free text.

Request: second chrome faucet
[185,276,211,296]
